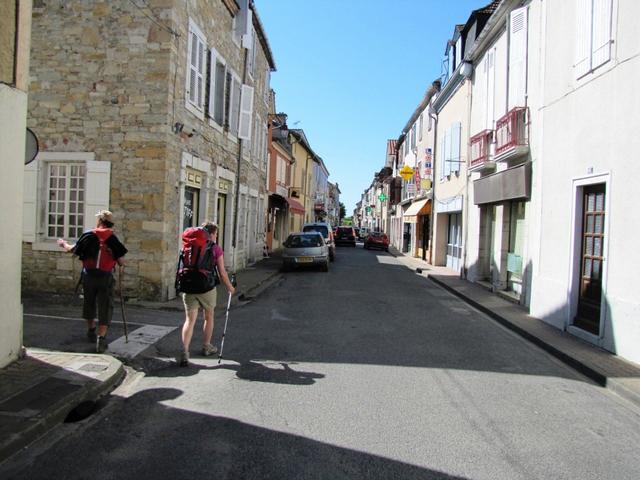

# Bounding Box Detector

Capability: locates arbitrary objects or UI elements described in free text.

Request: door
[574,184,606,335]
[217,192,227,250]
[183,186,200,231]
[421,216,430,261]
[507,201,526,294]
[446,213,462,271]
[402,222,411,253]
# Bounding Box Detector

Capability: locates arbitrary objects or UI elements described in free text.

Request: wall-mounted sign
[219,179,231,193]
[399,165,414,181]
[185,167,203,188]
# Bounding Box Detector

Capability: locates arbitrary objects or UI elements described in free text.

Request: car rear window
[337,227,353,234]
[303,225,329,238]
[287,234,323,248]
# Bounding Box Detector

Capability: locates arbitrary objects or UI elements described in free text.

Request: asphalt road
[6,244,640,479]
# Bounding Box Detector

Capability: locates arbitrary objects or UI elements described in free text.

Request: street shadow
[140,356,325,386]
[1,387,470,480]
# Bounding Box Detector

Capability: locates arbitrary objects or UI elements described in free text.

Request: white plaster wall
[0,85,27,368]
[532,0,640,363]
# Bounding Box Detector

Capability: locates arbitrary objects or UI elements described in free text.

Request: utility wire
[127,0,180,37]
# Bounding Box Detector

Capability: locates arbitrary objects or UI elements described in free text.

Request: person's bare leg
[181,308,199,352]
[202,308,214,346]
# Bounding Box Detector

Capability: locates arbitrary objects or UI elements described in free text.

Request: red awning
[286,197,305,215]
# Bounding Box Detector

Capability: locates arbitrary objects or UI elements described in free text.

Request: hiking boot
[96,336,108,353]
[178,351,189,367]
[202,343,218,357]
[87,328,97,343]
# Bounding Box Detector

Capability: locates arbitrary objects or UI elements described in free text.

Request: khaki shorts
[182,288,217,312]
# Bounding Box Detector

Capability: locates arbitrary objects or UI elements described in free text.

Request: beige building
[288,129,318,232]
[23,0,274,301]
[1,1,32,368]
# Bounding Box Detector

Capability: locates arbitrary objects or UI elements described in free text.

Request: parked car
[335,226,357,247]
[358,227,369,240]
[282,232,329,272]
[363,231,390,251]
[302,222,335,261]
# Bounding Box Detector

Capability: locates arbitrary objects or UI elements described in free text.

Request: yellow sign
[399,165,414,181]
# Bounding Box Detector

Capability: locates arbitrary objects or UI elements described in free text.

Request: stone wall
[24,0,274,300]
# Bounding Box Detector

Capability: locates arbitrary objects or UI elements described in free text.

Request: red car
[363,231,389,251]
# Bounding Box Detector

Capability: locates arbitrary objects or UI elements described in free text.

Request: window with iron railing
[495,107,528,156]
[469,130,494,168]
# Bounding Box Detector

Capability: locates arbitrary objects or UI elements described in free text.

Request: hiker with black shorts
[176,222,235,367]
[57,210,128,353]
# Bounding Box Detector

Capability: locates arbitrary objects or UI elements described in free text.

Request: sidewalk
[388,245,640,409]
[0,252,284,465]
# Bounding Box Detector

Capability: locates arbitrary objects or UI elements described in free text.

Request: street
[5,245,640,480]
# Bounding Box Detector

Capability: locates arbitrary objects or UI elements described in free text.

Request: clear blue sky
[255,0,488,213]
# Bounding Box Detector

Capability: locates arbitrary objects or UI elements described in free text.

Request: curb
[427,275,640,409]
[0,354,125,463]
[237,271,283,303]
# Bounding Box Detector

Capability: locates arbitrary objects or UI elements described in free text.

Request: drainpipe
[231,44,249,273]
[428,108,438,266]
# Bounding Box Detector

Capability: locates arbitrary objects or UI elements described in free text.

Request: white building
[0,2,32,367]
[531,0,640,364]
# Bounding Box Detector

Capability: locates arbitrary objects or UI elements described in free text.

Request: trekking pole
[218,274,237,364]
[218,291,233,364]
[118,265,129,343]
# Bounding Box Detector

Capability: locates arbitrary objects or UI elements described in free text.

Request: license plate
[296,257,313,263]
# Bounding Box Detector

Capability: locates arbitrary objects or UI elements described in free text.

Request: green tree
[339,202,346,222]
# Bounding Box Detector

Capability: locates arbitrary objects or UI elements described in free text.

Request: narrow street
[5,245,640,480]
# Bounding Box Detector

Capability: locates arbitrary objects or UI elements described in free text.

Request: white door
[446,213,462,271]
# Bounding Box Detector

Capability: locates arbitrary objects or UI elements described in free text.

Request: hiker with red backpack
[57,210,128,353]
[175,222,235,367]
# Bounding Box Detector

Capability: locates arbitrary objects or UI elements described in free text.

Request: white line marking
[108,325,177,359]
[25,313,147,327]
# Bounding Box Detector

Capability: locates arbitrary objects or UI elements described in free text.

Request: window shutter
[230,76,241,135]
[475,55,487,132]
[188,32,198,104]
[84,161,111,231]
[508,6,528,109]
[486,49,496,130]
[238,84,254,140]
[443,127,452,177]
[439,135,445,180]
[455,37,462,70]
[591,0,612,69]
[451,122,461,173]
[242,10,253,49]
[575,0,592,77]
[23,161,39,242]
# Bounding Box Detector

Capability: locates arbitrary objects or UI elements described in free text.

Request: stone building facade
[23,0,275,300]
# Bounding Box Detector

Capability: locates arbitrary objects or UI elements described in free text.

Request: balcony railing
[495,107,528,159]
[469,129,494,170]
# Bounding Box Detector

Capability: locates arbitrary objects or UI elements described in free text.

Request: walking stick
[118,265,129,343]
[218,291,233,364]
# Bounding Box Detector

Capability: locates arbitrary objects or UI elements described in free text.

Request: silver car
[282,232,330,272]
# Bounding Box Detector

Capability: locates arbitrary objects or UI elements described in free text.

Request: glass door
[183,186,199,231]
[574,184,606,335]
[446,213,462,271]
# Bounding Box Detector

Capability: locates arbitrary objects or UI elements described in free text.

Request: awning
[403,198,431,223]
[286,197,305,215]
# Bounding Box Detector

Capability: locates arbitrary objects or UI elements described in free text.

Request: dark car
[363,231,390,251]
[335,226,356,247]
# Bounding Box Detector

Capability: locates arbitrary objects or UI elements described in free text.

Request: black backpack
[175,227,220,294]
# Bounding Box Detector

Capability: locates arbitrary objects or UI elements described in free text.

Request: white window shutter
[23,161,39,242]
[208,49,216,117]
[451,122,462,172]
[475,56,487,132]
[439,136,445,180]
[84,161,111,231]
[238,84,254,140]
[486,49,496,130]
[230,76,241,135]
[508,6,528,109]
[575,0,592,77]
[242,10,253,49]
[455,37,462,70]
[444,127,452,177]
[591,0,612,69]
[188,32,197,104]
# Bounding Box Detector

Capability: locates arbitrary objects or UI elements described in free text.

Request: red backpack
[82,228,117,273]
[175,227,220,293]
